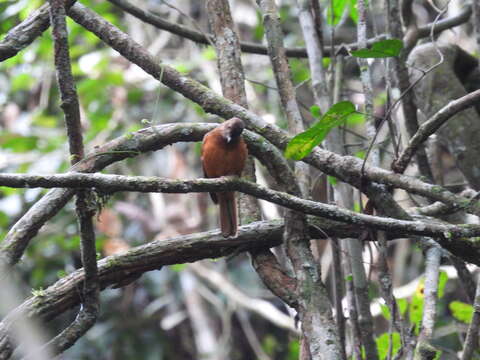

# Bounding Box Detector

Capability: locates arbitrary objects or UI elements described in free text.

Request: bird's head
[221,117,245,144]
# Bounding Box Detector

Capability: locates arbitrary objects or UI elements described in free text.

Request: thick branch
[0,219,339,357]
[3,172,480,259]
[0,0,76,62]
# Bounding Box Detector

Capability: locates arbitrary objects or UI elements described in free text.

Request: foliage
[375,332,401,360]
[351,39,404,58]
[285,101,364,160]
[449,301,474,323]
[0,0,478,359]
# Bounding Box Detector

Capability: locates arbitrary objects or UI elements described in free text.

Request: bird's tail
[218,192,237,238]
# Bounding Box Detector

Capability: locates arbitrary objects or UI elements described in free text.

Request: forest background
[1,0,480,359]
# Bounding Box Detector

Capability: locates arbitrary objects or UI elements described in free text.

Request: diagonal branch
[393,89,480,172]
[0,0,76,62]
[0,219,344,358]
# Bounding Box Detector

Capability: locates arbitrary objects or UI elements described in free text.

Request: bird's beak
[226,135,232,143]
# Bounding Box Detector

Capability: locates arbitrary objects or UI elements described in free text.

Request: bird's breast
[202,136,247,178]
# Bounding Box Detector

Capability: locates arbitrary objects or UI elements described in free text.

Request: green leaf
[381,299,408,321]
[327,175,338,186]
[287,340,300,360]
[262,335,277,356]
[173,63,191,74]
[285,101,357,160]
[171,264,187,272]
[104,71,124,86]
[437,271,448,298]
[397,298,408,316]
[0,134,38,152]
[349,0,358,23]
[290,59,310,83]
[32,114,57,128]
[310,105,322,118]
[346,112,365,126]
[202,46,217,61]
[380,304,391,320]
[0,211,8,228]
[409,283,424,334]
[351,39,404,58]
[449,301,474,323]
[327,0,348,25]
[354,150,366,159]
[353,202,361,212]
[376,332,401,360]
[254,11,265,41]
[11,73,36,92]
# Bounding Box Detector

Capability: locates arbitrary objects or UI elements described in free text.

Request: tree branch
[0,0,76,62]
[414,246,442,359]
[394,89,480,173]
[3,172,480,261]
[30,0,99,357]
[0,219,337,357]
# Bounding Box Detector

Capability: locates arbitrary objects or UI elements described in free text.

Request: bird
[201,118,248,237]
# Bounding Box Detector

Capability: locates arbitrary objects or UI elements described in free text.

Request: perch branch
[3,172,480,262]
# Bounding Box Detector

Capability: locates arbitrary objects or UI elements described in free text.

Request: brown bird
[201,118,248,237]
